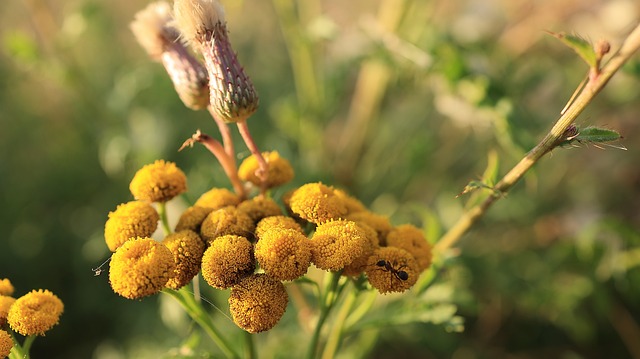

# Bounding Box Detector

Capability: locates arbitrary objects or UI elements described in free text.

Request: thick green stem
[435,23,640,254]
[243,330,257,359]
[157,202,172,235]
[305,271,342,359]
[163,288,239,359]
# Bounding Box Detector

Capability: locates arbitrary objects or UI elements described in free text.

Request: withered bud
[173,0,259,123]
[131,1,209,110]
[595,39,611,59]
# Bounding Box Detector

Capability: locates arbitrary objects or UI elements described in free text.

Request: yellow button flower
[0,279,14,296]
[342,223,380,277]
[255,215,304,241]
[174,205,213,232]
[104,201,159,252]
[289,183,347,224]
[386,224,433,272]
[130,160,187,202]
[237,196,283,224]
[0,330,12,358]
[201,235,255,289]
[109,238,176,299]
[0,296,16,326]
[194,187,241,210]
[228,273,288,333]
[333,188,367,214]
[365,247,420,294]
[255,228,311,281]
[8,289,64,336]
[310,219,367,271]
[200,206,255,244]
[346,211,392,245]
[163,230,206,289]
[238,151,294,189]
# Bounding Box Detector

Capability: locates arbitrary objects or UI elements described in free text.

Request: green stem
[305,271,342,359]
[157,202,172,235]
[434,23,640,254]
[8,333,30,359]
[162,288,239,359]
[321,286,359,359]
[243,330,257,359]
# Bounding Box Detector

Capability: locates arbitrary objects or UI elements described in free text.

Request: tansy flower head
[0,279,14,296]
[129,160,187,202]
[200,206,255,244]
[342,223,380,277]
[289,183,347,224]
[237,196,283,224]
[365,247,420,294]
[194,187,241,210]
[310,219,367,271]
[7,289,63,336]
[175,205,213,232]
[255,228,311,281]
[0,330,12,358]
[346,211,392,245]
[238,151,294,189]
[255,215,304,240]
[386,224,433,272]
[228,273,288,333]
[0,296,16,326]
[131,2,210,110]
[163,230,206,289]
[104,201,159,252]
[333,188,367,214]
[201,235,255,289]
[109,238,176,299]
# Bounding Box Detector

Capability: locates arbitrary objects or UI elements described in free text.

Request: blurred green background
[1,0,640,358]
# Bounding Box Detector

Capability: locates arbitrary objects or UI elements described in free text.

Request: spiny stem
[434,23,640,254]
[180,130,246,199]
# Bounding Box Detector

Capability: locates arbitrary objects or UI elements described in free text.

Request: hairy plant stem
[157,202,171,235]
[434,23,640,254]
[305,271,343,359]
[163,288,239,359]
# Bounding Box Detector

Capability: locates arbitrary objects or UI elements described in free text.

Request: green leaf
[547,31,597,69]
[559,126,626,150]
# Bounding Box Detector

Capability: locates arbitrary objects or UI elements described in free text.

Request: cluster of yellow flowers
[0,278,64,358]
[103,154,432,333]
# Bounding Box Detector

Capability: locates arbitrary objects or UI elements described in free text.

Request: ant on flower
[374,259,409,282]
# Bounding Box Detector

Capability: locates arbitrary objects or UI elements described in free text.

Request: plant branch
[435,23,640,254]
[208,105,237,168]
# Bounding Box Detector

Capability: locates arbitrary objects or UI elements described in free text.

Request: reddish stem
[207,105,237,167]
[236,120,269,193]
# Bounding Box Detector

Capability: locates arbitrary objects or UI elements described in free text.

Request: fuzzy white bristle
[173,0,226,44]
[130,1,176,59]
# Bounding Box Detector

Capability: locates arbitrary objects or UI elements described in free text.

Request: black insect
[375,259,408,281]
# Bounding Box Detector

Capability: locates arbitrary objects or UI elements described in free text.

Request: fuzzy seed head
[173,0,226,45]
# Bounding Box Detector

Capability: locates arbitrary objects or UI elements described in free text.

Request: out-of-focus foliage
[1,0,639,358]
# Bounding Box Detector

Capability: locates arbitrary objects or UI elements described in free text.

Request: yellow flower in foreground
[310,219,367,271]
[0,279,14,296]
[174,205,213,233]
[0,296,16,327]
[104,201,159,252]
[365,247,419,294]
[8,289,64,336]
[129,160,187,202]
[109,238,175,299]
[0,330,12,358]
[238,151,294,189]
[289,183,347,224]
[163,230,206,289]
[386,224,433,272]
[237,196,283,224]
[229,274,288,333]
[201,235,255,289]
[255,228,311,281]
[255,215,304,240]
[200,206,255,244]
[342,223,380,277]
[194,187,241,210]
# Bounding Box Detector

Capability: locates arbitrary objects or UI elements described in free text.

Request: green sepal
[547,31,598,69]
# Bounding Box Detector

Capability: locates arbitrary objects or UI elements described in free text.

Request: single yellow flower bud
[8,289,64,336]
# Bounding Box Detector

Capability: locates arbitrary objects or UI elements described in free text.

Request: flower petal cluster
[346,211,392,245]
[386,224,433,272]
[255,215,303,240]
[0,279,14,296]
[104,201,159,251]
[200,206,255,244]
[109,238,176,299]
[255,228,311,280]
[201,235,255,289]
[7,289,64,336]
[228,274,288,333]
[310,219,367,271]
[129,160,188,202]
[289,183,347,224]
[342,223,380,277]
[174,205,212,232]
[237,196,283,224]
[365,247,420,294]
[163,230,206,289]
[0,330,12,358]
[238,151,294,189]
[194,187,241,209]
[0,296,16,327]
